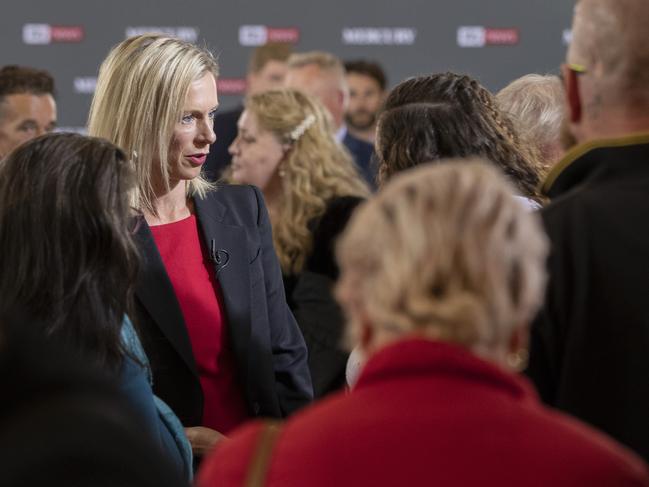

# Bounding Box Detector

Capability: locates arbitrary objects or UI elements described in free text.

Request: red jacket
[199,339,648,487]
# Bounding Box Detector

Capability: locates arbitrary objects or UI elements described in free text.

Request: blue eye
[208,109,217,121]
[181,114,195,124]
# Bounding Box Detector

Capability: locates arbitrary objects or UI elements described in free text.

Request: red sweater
[150,215,247,434]
[199,339,649,486]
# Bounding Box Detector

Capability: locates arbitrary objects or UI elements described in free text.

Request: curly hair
[336,160,548,351]
[378,73,543,202]
[243,89,369,274]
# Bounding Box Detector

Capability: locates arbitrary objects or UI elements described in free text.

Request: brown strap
[244,420,283,487]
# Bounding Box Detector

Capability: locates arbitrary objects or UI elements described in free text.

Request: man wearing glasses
[527,0,649,463]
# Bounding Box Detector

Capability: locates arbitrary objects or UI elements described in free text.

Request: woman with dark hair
[376,72,543,205]
[0,132,191,479]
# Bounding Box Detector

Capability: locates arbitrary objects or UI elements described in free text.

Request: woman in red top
[199,161,649,487]
[88,34,312,458]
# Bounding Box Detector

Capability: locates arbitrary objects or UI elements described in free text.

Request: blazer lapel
[194,195,252,384]
[134,221,198,377]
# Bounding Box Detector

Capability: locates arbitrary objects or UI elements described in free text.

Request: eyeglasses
[566,63,587,74]
[558,63,588,84]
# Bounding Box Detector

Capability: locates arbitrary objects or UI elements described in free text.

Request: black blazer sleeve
[249,185,314,414]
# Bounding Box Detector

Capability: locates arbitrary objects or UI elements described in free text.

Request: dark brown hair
[0,65,55,98]
[344,60,387,90]
[378,72,542,201]
[0,132,138,371]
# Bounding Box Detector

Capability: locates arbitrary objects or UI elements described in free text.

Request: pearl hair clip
[289,114,316,142]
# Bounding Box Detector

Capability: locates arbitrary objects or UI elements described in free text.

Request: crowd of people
[1,0,649,485]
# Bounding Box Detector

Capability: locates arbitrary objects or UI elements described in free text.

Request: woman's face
[167,72,218,183]
[229,110,286,191]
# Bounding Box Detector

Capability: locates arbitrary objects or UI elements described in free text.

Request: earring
[505,348,529,372]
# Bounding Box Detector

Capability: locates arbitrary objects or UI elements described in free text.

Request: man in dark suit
[285,51,376,187]
[527,0,649,462]
[204,43,292,181]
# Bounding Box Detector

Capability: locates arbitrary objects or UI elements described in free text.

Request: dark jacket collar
[356,338,538,403]
[542,131,649,198]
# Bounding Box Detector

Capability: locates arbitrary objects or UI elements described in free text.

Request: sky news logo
[125,26,199,43]
[23,24,84,45]
[238,25,300,46]
[457,26,519,48]
[342,27,417,46]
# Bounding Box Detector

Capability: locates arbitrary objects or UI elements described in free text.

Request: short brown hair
[248,42,293,74]
[344,60,387,91]
[0,65,55,99]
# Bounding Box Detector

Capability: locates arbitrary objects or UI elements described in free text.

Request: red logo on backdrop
[267,28,299,43]
[51,25,84,42]
[484,28,518,45]
[217,78,247,95]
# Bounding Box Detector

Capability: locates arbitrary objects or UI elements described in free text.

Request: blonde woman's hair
[241,89,369,275]
[497,74,564,170]
[87,34,218,215]
[336,160,548,352]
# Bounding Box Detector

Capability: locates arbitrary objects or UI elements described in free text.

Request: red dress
[198,338,649,486]
[151,215,247,434]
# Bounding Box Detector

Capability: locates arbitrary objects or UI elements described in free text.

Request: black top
[527,134,649,461]
[284,196,364,397]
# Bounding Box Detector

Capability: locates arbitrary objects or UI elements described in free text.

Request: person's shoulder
[198,184,265,228]
[204,183,261,206]
[522,405,649,485]
[344,132,373,153]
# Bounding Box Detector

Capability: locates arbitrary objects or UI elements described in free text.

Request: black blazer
[527,135,649,461]
[133,184,313,426]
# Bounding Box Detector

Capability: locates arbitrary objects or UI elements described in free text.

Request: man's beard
[345,110,377,131]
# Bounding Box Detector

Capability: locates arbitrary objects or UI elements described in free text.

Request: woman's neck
[145,179,192,226]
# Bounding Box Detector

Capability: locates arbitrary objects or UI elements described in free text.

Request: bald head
[570,0,649,101]
[563,0,649,144]
[284,51,348,129]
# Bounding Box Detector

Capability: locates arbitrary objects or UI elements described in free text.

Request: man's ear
[563,65,582,123]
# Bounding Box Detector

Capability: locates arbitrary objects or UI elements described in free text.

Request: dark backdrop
[0,0,574,131]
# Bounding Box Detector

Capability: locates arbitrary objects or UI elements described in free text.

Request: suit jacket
[342,131,376,188]
[203,105,243,181]
[133,184,313,427]
[527,133,649,461]
[199,339,648,487]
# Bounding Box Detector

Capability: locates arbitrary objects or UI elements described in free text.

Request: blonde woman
[228,89,369,396]
[88,34,312,458]
[199,161,648,487]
